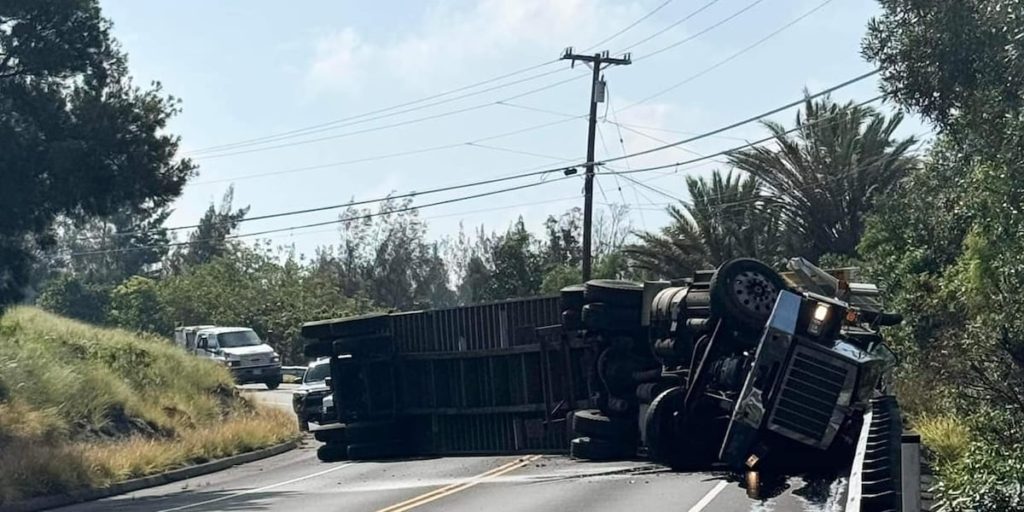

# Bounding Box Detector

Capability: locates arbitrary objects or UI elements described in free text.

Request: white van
[175,326,283,389]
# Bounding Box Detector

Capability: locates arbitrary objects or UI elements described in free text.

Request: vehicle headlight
[271,355,281,363]
[807,302,830,336]
[222,356,241,367]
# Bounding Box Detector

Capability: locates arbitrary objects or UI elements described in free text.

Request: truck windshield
[304,363,330,384]
[216,330,262,348]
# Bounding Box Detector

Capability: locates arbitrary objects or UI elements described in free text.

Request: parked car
[292,358,330,431]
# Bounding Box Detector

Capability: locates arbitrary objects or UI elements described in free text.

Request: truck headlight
[807,303,830,336]
[271,355,281,363]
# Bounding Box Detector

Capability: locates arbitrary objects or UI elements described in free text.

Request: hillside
[0,307,297,505]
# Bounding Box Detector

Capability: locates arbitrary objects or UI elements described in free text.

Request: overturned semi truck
[300,257,903,480]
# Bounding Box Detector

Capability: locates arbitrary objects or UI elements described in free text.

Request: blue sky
[100,0,927,256]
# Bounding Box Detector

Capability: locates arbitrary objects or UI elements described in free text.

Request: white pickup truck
[174,325,283,389]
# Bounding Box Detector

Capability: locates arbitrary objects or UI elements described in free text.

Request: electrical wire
[66,174,582,257]
[629,0,767,61]
[89,74,883,240]
[616,0,722,53]
[189,115,585,186]
[185,0,690,157]
[582,0,677,51]
[191,73,588,160]
[622,0,840,110]
[602,94,888,178]
[607,70,880,163]
[185,61,563,156]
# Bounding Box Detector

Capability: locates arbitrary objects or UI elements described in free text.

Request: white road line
[687,480,729,512]
[155,463,354,512]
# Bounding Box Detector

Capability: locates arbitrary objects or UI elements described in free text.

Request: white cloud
[306,0,647,94]
[307,27,372,93]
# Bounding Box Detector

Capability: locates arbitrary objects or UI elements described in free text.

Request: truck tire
[709,258,786,333]
[265,379,281,390]
[572,409,636,440]
[570,436,632,461]
[643,387,717,471]
[317,443,348,462]
[314,427,347,444]
[584,280,643,309]
[347,441,407,460]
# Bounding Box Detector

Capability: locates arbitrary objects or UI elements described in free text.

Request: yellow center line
[375,455,542,512]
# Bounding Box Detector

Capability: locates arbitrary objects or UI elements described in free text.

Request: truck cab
[193,327,283,389]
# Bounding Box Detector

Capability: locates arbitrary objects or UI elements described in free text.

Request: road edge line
[1,439,300,512]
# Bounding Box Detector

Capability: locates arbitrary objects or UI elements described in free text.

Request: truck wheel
[709,258,785,333]
[317,443,348,462]
[570,436,633,461]
[644,386,689,470]
[297,414,308,432]
[584,280,644,309]
[572,409,636,440]
[265,379,281,390]
[314,427,347,444]
[347,441,407,460]
[644,387,717,471]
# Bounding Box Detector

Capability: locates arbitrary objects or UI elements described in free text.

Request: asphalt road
[54,384,848,512]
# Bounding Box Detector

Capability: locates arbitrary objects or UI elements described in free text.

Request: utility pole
[561,48,631,281]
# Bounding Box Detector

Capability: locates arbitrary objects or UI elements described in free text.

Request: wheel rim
[731,270,779,317]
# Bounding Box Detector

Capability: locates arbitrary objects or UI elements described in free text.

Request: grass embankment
[0,307,299,505]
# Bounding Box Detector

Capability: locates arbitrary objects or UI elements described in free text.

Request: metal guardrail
[846,396,922,511]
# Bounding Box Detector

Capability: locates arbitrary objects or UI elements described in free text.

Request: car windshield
[304,363,330,384]
[216,330,262,348]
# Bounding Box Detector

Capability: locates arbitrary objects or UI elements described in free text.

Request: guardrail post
[902,431,922,512]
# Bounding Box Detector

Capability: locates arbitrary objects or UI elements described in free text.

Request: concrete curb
[1,440,299,512]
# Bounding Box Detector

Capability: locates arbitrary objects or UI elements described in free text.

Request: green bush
[933,441,1024,512]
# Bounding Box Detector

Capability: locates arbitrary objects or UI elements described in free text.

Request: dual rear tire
[315,419,410,462]
[568,408,637,462]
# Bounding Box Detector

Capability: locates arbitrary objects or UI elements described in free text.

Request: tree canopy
[0,0,194,306]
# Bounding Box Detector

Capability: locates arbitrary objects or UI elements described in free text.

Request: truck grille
[768,346,851,446]
[242,355,266,367]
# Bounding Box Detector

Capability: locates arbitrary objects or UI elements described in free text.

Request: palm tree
[728,95,919,263]
[624,170,782,279]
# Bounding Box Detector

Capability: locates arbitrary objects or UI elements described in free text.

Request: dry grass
[916,415,972,467]
[83,407,299,485]
[0,307,299,506]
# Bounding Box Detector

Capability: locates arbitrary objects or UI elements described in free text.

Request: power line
[616,0,722,52]
[189,68,574,158]
[95,73,882,240]
[606,70,881,164]
[190,73,588,160]
[622,0,840,110]
[186,61,562,156]
[630,0,767,62]
[583,0,677,51]
[189,115,585,186]
[66,174,582,257]
[602,94,888,178]
[189,0,768,161]
[185,0,689,158]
